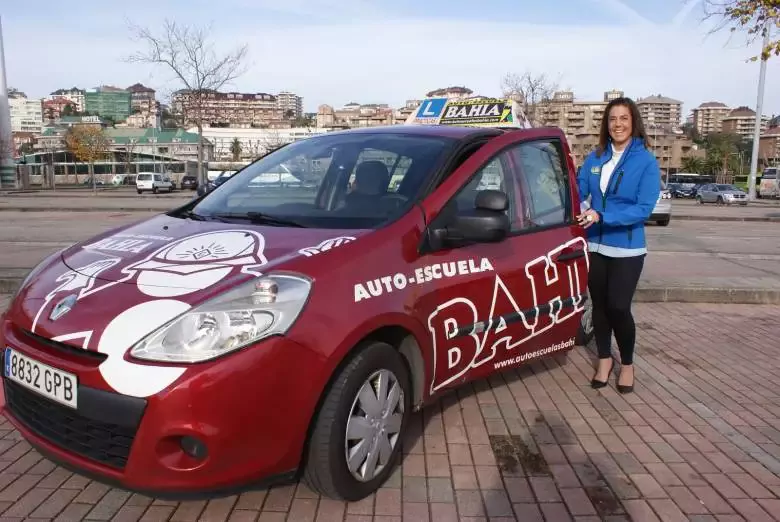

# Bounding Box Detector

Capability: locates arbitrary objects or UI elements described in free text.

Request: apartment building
[9,90,43,133]
[692,102,731,136]
[315,103,396,128]
[171,90,286,128]
[637,95,683,129]
[85,86,132,122]
[758,127,780,164]
[47,88,85,113]
[721,106,770,140]
[276,92,304,118]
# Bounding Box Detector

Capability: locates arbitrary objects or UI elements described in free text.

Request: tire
[716,196,723,205]
[657,217,670,226]
[696,196,703,204]
[303,341,411,501]
[576,294,594,346]
[153,187,158,194]
[137,189,142,194]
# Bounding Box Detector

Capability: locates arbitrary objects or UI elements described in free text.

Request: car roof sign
[405,97,532,129]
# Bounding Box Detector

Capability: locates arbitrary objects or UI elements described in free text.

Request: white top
[600,143,624,194]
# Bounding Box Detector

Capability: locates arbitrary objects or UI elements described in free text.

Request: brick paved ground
[1,302,780,521]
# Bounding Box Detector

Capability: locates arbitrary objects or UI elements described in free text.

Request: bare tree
[702,1,779,61]
[0,128,14,166]
[125,19,249,184]
[500,71,559,127]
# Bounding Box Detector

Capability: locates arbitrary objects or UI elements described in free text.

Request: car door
[413,129,589,397]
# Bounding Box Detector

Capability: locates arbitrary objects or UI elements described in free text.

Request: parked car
[695,183,748,205]
[1,123,593,501]
[667,182,695,199]
[196,170,235,197]
[650,180,673,226]
[180,175,199,191]
[136,172,173,194]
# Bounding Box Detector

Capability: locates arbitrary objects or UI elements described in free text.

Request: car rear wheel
[576,294,594,346]
[303,341,410,501]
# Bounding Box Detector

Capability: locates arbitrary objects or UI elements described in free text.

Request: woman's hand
[576,209,600,228]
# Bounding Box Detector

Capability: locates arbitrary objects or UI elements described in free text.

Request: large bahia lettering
[426,237,589,394]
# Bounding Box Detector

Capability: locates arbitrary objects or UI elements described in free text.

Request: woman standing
[575,97,661,394]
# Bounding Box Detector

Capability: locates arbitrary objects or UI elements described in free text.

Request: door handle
[555,249,586,262]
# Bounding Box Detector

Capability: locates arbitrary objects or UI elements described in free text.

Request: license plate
[3,347,78,409]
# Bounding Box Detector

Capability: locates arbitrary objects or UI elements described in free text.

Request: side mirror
[427,190,511,250]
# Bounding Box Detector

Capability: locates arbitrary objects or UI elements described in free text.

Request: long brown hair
[596,97,650,155]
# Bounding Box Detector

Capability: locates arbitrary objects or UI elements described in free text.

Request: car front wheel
[303,341,410,501]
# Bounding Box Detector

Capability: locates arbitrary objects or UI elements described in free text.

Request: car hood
[16,213,368,349]
[723,190,746,195]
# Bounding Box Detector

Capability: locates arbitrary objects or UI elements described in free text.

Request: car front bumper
[0,318,326,499]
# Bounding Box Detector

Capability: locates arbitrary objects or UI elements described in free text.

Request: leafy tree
[681,156,706,173]
[64,124,110,190]
[704,1,779,61]
[230,137,242,161]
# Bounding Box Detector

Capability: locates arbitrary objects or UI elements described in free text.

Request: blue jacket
[577,137,661,257]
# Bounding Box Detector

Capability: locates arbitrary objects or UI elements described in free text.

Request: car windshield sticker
[299,236,356,257]
[427,237,588,394]
[354,258,494,303]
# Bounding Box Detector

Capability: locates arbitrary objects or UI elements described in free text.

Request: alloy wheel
[344,369,404,482]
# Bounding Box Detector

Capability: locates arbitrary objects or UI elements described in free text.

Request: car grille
[4,380,139,469]
[732,194,746,199]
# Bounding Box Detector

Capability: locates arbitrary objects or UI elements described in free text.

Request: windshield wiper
[213,212,307,228]
[177,209,208,221]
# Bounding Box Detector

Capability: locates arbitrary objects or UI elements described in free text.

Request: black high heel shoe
[591,357,614,389]
[617,365,634,394]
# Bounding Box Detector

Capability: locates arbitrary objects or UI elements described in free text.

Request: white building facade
[10,93,43,133]
[192,126,333,161]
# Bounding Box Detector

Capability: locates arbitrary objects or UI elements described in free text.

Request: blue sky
[2,0,778,116]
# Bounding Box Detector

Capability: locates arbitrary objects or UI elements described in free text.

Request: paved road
[1,209,778,295]
[0,302,779,520]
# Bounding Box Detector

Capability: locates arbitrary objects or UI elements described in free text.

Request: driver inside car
[339,160,391,214]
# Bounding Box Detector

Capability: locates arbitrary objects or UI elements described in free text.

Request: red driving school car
[1,97,593,501]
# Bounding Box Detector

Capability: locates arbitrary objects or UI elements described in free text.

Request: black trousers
[587,251,645,365]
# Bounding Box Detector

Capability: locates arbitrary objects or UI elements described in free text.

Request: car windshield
[189,132,456,229]
[716,184,737,191]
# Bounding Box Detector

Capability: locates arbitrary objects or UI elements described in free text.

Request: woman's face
[608,104,633,146]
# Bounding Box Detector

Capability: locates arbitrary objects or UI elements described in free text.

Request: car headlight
[130,272,312,363]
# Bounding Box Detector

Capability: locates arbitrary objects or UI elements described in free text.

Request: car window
[511,139,571,228]
[191,132,457,229]
[137,174,151,181]
[441,147,522,231]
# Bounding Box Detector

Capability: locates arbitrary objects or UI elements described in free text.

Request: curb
[635,286,780,305]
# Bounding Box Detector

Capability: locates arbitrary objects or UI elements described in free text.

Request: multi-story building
[125,83,158,127]
[47,88,85,113]
[276,92,303,119]
[758,127,780,165]
[315,103,396,128]
[42,98,75,121]
[721,106,770,140]
[637,94,683,129]
[692,102,731,136]
[106,127,213,162]
[9,89,43,133]
[171,90,284,128]
[425,86,474,100]
[85,86,132,122]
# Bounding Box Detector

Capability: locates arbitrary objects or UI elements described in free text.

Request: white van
[136,172,173,194]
